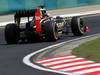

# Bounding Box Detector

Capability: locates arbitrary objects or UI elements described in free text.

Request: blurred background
[0,0,100,14]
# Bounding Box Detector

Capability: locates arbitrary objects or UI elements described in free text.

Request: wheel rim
[80,19,85,32]
[54,25,59,40]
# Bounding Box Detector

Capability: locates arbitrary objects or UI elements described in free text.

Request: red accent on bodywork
[35,8,41,32]
[85,25,90,32]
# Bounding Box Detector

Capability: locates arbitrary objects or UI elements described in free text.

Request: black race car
[5,7,86,44]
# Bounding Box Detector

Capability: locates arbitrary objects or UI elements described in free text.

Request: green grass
[72,37,100,62]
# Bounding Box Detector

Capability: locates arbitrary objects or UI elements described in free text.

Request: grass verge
[72,37,100,62]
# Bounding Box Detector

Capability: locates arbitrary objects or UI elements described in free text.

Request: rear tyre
[44,20,59,41]
[5,24,20,44]
[71,16,85,36]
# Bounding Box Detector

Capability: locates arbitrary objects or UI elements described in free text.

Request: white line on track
[0,9,100,75]
[0,10,100,26]
[53,10,100,18]
[23,33,100,75]
[0,19,29,26]
[74,68,100,74]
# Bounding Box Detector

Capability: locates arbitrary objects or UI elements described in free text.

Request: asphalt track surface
[0,15,100,75]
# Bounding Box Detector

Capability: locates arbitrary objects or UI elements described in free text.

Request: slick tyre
[71,16,85,36]
[44,20,59,41]
[5,23,19,44]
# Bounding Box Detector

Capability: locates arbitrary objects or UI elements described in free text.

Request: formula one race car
[5,7,86,44]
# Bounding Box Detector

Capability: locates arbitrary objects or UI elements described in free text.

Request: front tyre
[71,16,85,36]
[5,24,19,44]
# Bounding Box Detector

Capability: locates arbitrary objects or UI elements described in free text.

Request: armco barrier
[0,0,100,14]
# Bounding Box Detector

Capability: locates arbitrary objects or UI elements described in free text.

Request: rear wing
[14,9,40,24]
[14,8,41,32]
[14,9,36,18]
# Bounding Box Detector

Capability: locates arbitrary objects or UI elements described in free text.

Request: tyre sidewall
[43,19,59,41]
[5,24,19,44]
[71,16,85,36]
